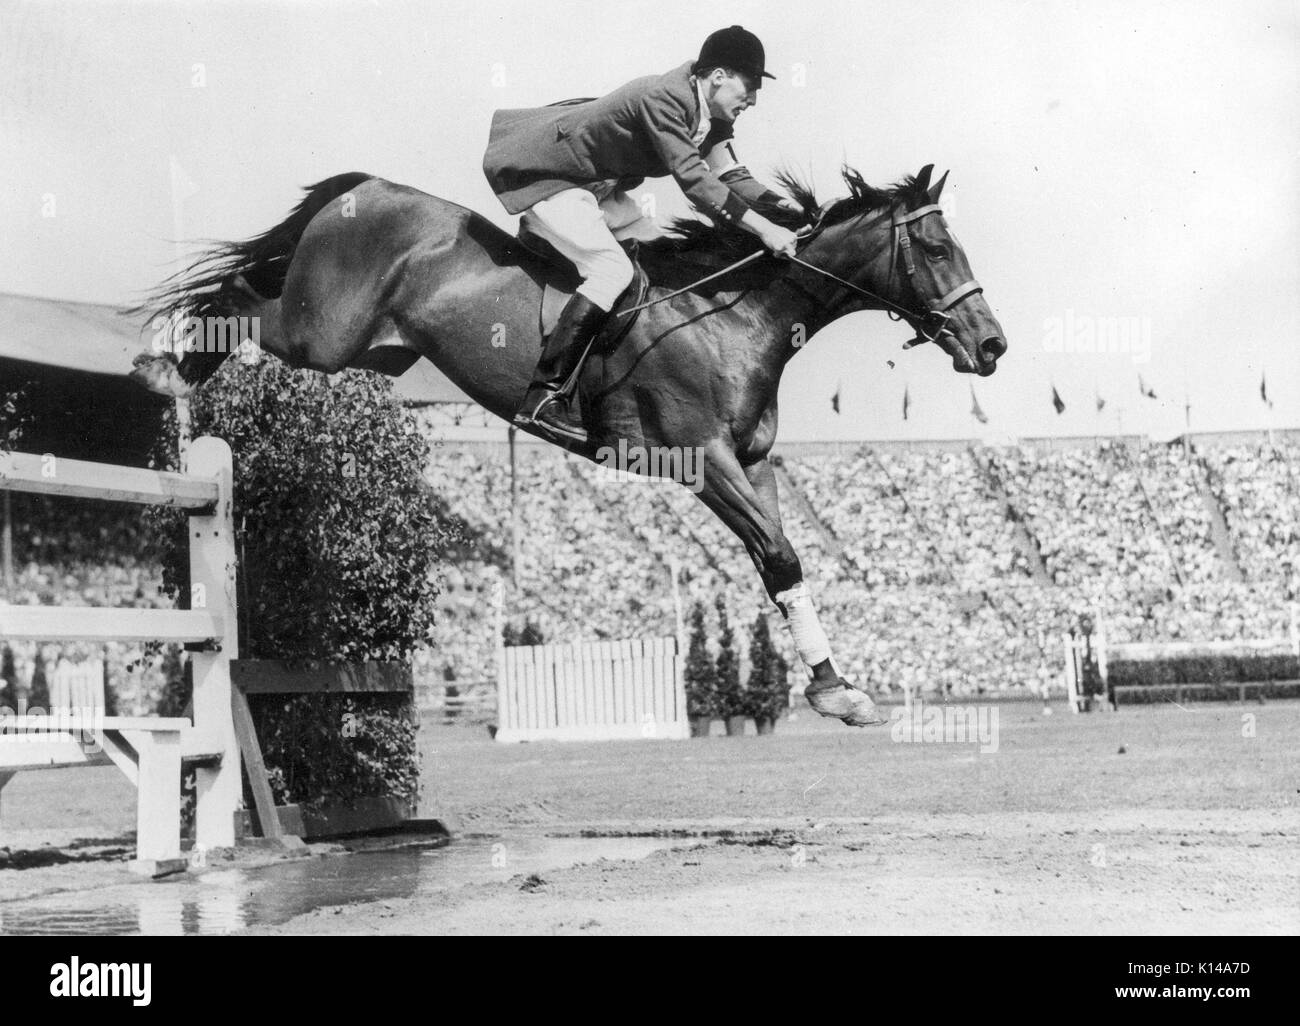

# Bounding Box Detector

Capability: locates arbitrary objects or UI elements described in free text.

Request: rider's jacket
[482,61,777,223]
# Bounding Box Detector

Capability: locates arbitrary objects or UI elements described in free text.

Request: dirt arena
[288,699,1300,934]
[1,700,1296,934]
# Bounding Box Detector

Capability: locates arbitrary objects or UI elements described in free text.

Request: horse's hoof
[806,680,886,727]
[129,354,192,399]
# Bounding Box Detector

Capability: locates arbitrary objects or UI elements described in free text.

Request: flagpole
[1182,361,1192,457]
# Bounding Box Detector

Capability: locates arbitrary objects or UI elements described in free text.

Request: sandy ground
[264,809,1294,935]
[261,700,1300,934]
[3,700,1297,933]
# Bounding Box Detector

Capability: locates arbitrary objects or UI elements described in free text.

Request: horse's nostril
[980,336,1006,361]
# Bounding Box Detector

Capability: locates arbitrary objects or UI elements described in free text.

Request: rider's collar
[690,76,711,147]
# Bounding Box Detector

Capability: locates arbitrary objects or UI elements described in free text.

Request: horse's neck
[738,285,822,374]
[777,226,897,343]
[753,260,872,364]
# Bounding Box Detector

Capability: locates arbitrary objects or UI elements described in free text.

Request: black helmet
[695,25,775,82]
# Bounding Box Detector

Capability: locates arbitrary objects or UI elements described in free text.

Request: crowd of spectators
[990,442,1178,597]
[5,435,1297,708]
[1,496,173,713]
[779,449,948,588]
[1202,442,1300,600]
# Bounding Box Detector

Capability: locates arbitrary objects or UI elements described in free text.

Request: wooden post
[0,770,15,824]
[508,426,521,587]
[672,635,687,731]
[126,728,183,864]
[175,397,192,464]
[185,436,240,851]
[491,576,506,732]
[1,490,12,598]
[669,556,684,654]
[1093,610,1108,686]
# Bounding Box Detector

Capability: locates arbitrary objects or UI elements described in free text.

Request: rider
[482,25,802,444]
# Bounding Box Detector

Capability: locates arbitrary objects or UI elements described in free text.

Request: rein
[614,249,767,316]
[617,203,983,350]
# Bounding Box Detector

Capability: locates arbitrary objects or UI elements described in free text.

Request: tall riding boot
[512,292,608,445]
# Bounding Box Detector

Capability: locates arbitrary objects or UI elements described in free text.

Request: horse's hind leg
[130,275,284,397]
[696,448,884,727]
[275,237,388,374]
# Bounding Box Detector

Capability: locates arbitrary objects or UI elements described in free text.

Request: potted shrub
[683,602,717,737]
[747,613,790,735]
[715,597,747,736]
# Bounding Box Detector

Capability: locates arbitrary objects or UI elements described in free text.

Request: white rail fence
[0,438,240,871]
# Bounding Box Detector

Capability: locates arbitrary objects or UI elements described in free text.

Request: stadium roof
[0,292,146,376]
[0,292,471,403]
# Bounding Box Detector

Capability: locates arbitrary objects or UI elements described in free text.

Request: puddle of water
[0,836,691,935]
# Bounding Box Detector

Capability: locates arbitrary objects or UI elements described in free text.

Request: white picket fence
[48,657,107,713]
[0,658,107,769]
[495,637,687,743]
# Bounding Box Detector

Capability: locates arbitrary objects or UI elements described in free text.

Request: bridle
[789,203,984,349]
[615,202,984,352]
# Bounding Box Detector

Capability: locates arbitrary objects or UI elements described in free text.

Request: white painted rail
[0,607,225,644]
[0,449,220,508]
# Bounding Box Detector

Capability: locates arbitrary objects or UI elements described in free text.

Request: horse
[131,163,1006,726]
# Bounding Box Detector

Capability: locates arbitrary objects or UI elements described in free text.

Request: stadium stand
[5,427,1298,714]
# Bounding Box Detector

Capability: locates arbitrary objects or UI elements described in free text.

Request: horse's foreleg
[697,452,884,727]
[740,458,884,726]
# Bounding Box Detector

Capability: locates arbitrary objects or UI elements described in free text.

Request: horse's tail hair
[133,172,375,324]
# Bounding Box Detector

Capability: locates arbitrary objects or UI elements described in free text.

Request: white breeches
[520,188,642,311]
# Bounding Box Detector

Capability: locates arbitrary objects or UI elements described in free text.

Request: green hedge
[1108,654,1300,688]
[147,358,449,809]
[1115,681,1300,704]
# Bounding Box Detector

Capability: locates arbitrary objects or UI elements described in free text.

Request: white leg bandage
[775,582,835,671]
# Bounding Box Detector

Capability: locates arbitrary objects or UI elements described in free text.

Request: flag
[1261,373,1273,409]
[1139,374,1157,399]
[902,385,911,421]
[1095,390,1106,413]
[970,385,988,424]
[831,383,841,414]
[1051,385,1065,415]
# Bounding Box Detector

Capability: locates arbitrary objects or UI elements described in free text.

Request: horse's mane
[642,166,931,264]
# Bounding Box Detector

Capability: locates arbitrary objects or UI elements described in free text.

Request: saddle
[516,229,650,356]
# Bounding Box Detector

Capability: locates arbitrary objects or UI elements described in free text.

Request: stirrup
[513,390,586,443]
[515,385,562,422]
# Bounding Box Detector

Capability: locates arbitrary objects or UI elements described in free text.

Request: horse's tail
[137,172,374,327]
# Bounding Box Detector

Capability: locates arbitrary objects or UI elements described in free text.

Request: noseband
[790,203,984,349]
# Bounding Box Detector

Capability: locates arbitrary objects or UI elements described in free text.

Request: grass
[421,699,1300,831]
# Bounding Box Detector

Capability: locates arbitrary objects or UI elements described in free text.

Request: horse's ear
[928,170,949,204]
[915,164,934,193]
